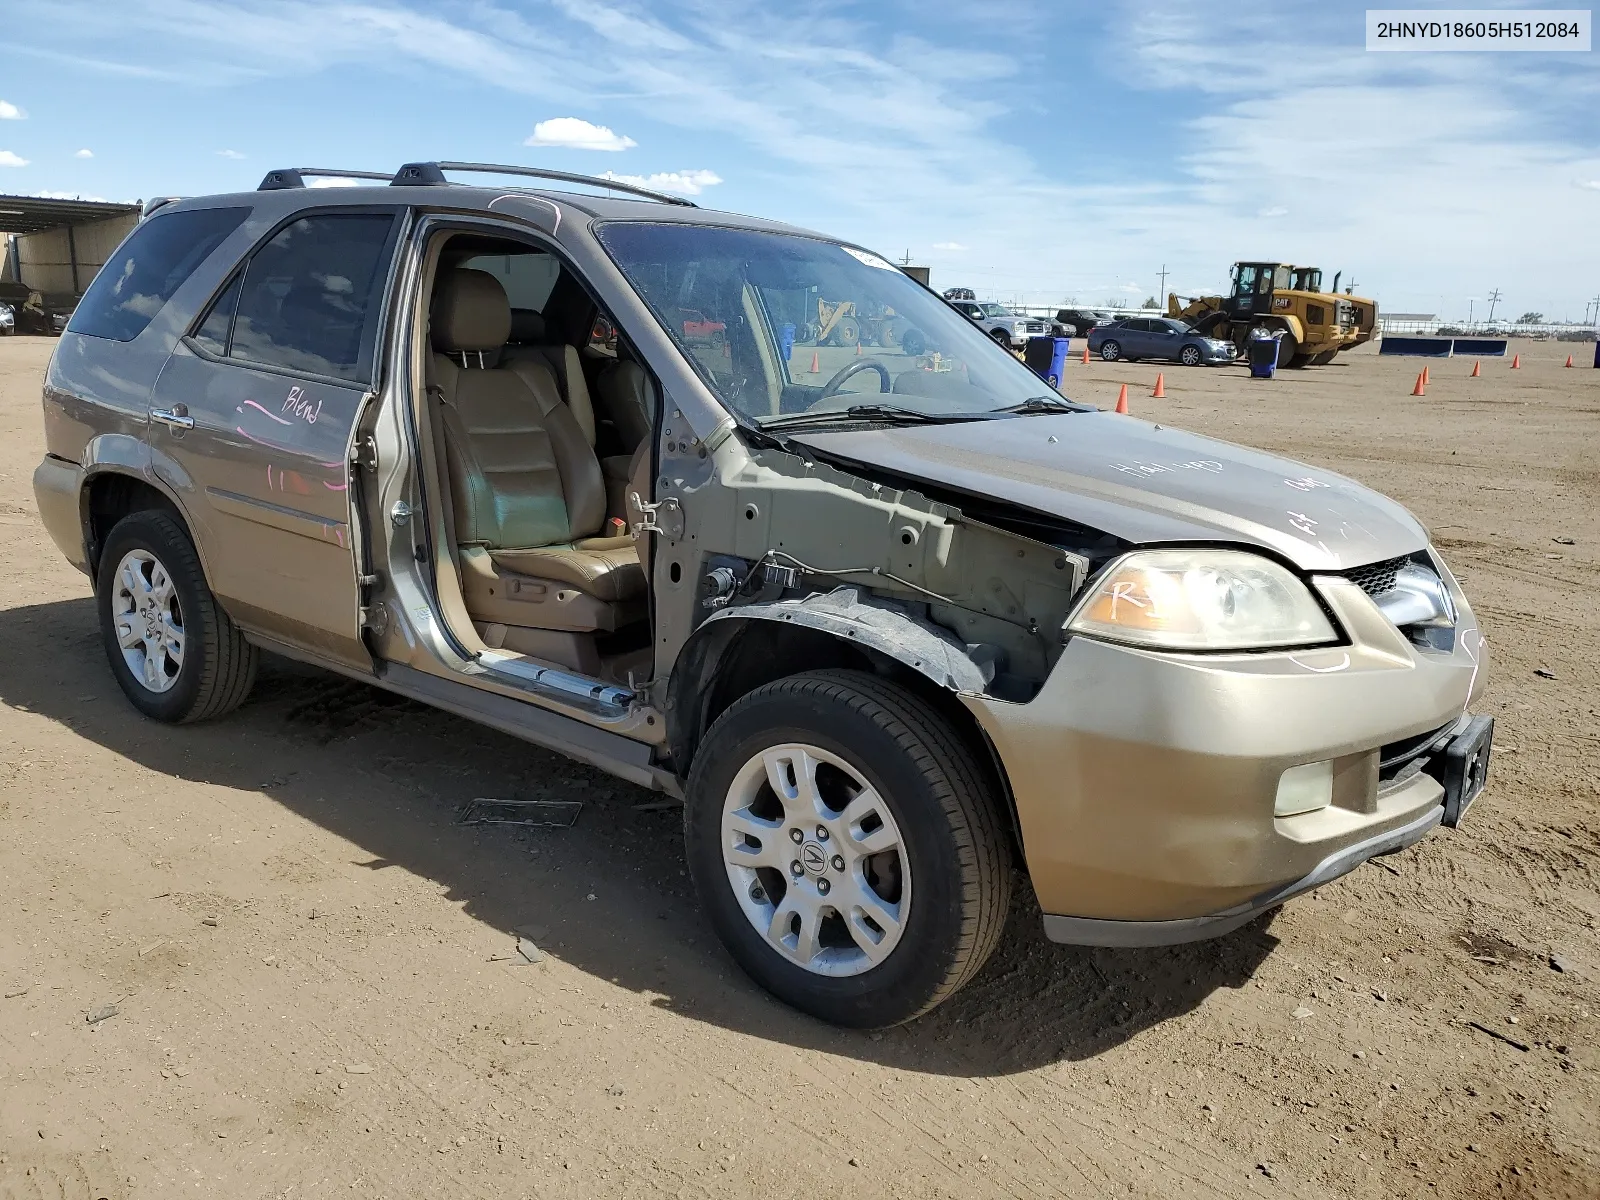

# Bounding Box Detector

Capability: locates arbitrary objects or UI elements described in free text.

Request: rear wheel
[684,670,1012,1028]
[96,510,258,723]
[1100,339,1122,361]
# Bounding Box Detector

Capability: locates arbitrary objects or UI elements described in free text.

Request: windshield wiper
[762,403,999,430]
[993,395,1091,415]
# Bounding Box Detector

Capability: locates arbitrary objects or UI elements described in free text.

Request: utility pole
[1486,288,1503,322]
[1468,299,1474,326]
[1587,294,1600,326]
[899,249,912,266]
[1156,264,1169,301]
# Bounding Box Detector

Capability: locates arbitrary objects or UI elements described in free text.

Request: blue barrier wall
[1379,337,1455,357]
[1379,336,1510,357]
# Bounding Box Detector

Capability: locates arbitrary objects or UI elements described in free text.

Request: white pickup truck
[947,298,1051,348]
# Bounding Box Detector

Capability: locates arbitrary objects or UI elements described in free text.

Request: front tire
[96,510,258,723]
[1180,344,1202,366]
[685,670,1012,1027]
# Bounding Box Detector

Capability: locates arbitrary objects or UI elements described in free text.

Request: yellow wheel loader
[1168,262,1378,367]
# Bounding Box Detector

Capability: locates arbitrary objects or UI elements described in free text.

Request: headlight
[1065,549,1337,651]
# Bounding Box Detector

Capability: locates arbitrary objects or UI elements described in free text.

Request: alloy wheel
[111,548,186,694]
[721,742,910,977]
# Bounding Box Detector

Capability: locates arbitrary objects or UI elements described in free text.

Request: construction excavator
[1168,262,1378,367]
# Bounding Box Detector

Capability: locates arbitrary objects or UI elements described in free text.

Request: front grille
[1342,555,1409,598]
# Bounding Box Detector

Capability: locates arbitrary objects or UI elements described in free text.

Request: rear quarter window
[67,206,249,342]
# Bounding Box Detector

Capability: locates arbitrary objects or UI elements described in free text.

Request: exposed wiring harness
[761,549,952,603]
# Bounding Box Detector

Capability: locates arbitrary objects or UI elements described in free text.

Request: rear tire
[684,669,1012,1027]
[96,510,258,724]
[1100,339,1122,361]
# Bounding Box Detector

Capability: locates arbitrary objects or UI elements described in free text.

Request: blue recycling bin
[779,322,795,362]
[1024,336,1071,389]
[1248,332,1283,379]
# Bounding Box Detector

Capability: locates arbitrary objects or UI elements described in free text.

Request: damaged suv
[34,162,1492,1027]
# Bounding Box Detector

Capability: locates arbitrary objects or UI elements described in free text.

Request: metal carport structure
[0,194,142,293]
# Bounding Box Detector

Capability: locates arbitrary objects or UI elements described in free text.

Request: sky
[1,0,1597,321]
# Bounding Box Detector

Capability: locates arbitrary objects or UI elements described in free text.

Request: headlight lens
[1066,549,1337,651]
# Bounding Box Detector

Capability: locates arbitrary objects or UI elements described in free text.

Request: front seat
[429,269,644,642]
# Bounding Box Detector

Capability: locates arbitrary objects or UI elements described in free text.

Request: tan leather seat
[501,308,597,446]
[429,269,644,637]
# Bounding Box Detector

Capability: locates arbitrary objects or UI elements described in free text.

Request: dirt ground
[0,333,1595,1199]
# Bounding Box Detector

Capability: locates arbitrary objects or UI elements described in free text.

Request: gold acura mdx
[33,162,1492,1026]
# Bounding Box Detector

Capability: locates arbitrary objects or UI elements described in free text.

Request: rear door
[148,208,404,668]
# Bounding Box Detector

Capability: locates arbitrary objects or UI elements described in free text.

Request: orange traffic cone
[1421,365,1430,386]
[1566,354,1575,367]
[809,350,820,373]
[1081,345,1091,364]
[1114,384,1129,414]
[1470,360,1481,377]
[1511,354,1521,369]
[1151,372,1166,398]
[1411,371,1426,397]
[855,341,863,356]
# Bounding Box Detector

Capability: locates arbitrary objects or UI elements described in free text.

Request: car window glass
[192,272,242,356]
[228,213,397,383]
[67,206,249,342]
[458,251,560,313]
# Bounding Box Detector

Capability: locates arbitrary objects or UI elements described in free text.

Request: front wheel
[988,327,1012,348]
[1180,344,1202,367]
[97,510,258,723]
[1099,339,1121,361]
[684,670,1012,1027]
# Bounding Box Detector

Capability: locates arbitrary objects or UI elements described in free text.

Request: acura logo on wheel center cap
[800,841,827,876]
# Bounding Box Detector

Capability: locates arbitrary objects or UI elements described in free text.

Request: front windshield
[597,222,1058,424]
[979,302,1010,317]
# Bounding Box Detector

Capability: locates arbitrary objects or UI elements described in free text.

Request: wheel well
[84,474,180,580]
[668,620,1025,865]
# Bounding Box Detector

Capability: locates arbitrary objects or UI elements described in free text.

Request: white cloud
[932,241,967,251]
[306,176,367,188]
[32,189,110,202]
[1256,205,1288,218]
[74,148,94,158]
[1580,180,1600,190]
[0,100,24,120]
[215,149,246,159]
[600,168,721,196]
[0,150,28,167]
[1120,283,1143,293]
[525,117,636,152]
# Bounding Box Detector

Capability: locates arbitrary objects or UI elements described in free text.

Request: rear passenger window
[207,213,399,384]
[68,206,248,342]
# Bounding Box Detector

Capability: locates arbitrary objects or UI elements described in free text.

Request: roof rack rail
[258,168,395,191]
[390,161,697,207]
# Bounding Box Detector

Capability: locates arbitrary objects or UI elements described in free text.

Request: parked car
[0,300,14,336]
[0,283,77,336]
[1051,307,1115,337]
[948,299,1051,348]
[942,287,975,301]
[34,159,1492,1028]
[1091,316,1238,365]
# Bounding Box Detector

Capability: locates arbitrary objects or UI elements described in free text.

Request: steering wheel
[819,357,893,399]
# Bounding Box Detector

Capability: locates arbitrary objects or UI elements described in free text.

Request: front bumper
[961,571,1489,941]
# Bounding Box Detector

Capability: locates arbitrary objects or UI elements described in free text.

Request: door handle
[151,406,195,431]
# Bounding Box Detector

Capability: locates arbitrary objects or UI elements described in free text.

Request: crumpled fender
[696,586,989,692]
